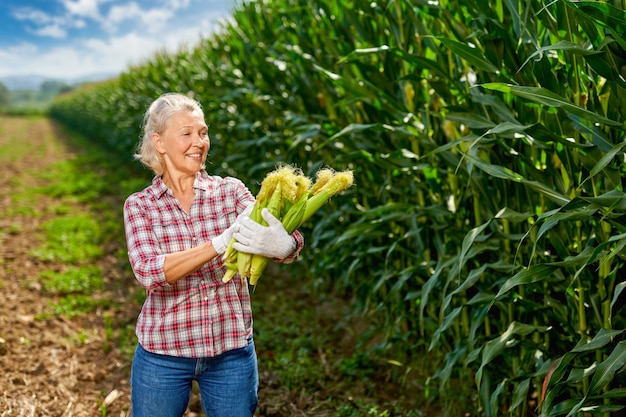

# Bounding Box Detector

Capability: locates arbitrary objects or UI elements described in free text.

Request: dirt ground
[0,117,134,416]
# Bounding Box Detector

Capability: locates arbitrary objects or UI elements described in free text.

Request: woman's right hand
[211,204,253,255]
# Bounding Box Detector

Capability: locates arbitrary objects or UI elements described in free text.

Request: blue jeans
[130,339,258,417]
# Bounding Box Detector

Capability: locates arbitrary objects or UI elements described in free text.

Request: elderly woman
[123,92,304,417]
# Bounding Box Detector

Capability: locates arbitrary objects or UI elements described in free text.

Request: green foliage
[38,266,108,318]
[252,265,422,414]
[46,294,110,318]
[32,215,103,263]
[39,266,104,295]
[39,159,114,202]
[48,0,626,415]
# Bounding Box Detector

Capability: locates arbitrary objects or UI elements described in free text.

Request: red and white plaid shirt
[123,171,304,358]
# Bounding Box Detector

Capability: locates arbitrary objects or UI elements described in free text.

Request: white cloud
[140,7,175,28]
[104,2,174,33]
[11,4,91,39]
[61,0,105,20]
[0,0,234,80]
[0,42,38,61]
[33,24,67,38]
[83,31,165,69]
[12,7,54,25]
[0,29,201,79]
[107,3,142,24]
[162,0,191,9]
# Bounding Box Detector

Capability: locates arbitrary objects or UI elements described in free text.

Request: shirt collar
[151,171,210,199]
[194,170,211,192]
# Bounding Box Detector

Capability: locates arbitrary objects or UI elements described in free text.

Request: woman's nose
[192,133,205,146]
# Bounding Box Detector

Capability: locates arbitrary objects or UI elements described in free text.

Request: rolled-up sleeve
[123,195,169,289]
[277,230,304,264]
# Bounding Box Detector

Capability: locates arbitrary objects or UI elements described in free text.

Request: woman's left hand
[232,208,296,259]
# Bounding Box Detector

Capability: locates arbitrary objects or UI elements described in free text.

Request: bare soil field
[0,117,133,416]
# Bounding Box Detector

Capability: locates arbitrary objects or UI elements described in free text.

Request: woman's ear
[152,132,165,154]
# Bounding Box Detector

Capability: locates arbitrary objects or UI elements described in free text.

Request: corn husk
[222,165,353,286]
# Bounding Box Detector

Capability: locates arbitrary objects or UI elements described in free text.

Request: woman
[123,92,304,417]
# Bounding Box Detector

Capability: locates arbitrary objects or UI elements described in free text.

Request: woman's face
[152,110,209,178]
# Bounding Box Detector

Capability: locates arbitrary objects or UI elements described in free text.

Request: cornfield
[50,0,626,415]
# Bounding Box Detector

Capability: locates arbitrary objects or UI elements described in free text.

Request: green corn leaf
[580,189,626,211]
[434,347,466,389]
[494,207,534,223]
[463,153,570,205]
[534,208,598,248]
[544,353,576,396]
[601,233,626,268]
[590,387,626,400]
[475,322,537,388]
[458,220,492,276]
[570,114,622,153]
[481,83,624,128]
[483,121,530,136]
[429,305,463,351]
[446,112,496,129]
[546,398,585,417]
[566,396,589,417]
[587,341,626,395]
[489,379,507,417]
[510,378,530,413]
[580,404,626,414]
[442,264,488,313]
[581,140,626,186]
[566,0,626,37]
[438,37,500,74]
[572,328,625,353]
[611,281,626,313]
[420,257,456,329]
[566,341,626,416]
[338,44,390,63]
[494,264,557,299]
[519,40,603,73]
[390,48,454,81]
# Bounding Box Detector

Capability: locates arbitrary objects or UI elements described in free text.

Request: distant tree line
[0,80,74,114]
[0,82,9,110]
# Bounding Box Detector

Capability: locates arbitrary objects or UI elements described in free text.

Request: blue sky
[0,0,237,81]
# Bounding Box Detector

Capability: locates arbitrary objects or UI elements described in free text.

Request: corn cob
[249,195,307,285]
[249,169,353,285]
[238,181,283,280]
[222,165,354,286]
[301,169,354,224]
[308,168,334,195]
[247,182,283,285]
[222,169,281,283]
[248,167,303,286]
[281,190,309,234]
[222,263,238,283]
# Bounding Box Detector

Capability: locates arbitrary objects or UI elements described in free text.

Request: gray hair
[135,93,205,176]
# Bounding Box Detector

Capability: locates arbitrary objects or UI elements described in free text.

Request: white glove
[211,205,253,255]
[232,208,296,259]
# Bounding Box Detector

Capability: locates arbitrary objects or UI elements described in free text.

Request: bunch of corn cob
[222,165,354,286]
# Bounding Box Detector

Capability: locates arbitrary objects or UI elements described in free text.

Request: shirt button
[204,297,209,301]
